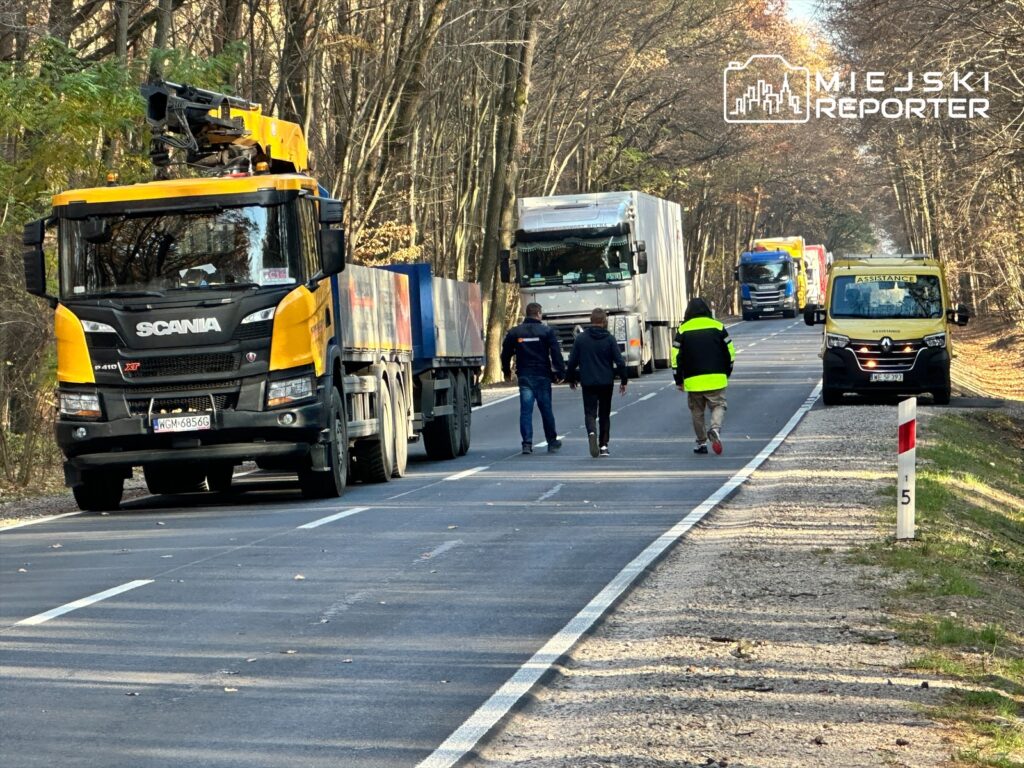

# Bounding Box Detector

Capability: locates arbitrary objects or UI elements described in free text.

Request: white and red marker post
[897,397,917,540]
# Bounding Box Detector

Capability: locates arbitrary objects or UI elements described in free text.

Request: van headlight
[267,376,313,408]
[826,333,850,349]
[59,391,102,418]
[924,332,946,348]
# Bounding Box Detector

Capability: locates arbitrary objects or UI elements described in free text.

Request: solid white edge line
[0,511,81,533]
[416,380,823,768]
[15,579,154,627]
[296,506,370,530]
[443,466,489,482]
[473,393,519,411]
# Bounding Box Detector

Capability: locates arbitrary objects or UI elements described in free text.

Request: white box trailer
[508,191,687,376]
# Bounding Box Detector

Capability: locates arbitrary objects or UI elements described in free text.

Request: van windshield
[830,274,943,319]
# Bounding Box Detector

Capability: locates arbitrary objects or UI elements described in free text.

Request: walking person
[673,298,736,455]
[567,308,628,457]
[501,302,566,454]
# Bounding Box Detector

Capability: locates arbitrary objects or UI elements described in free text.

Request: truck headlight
[59,391,102,418]
[242,307,276,324]
[267,376,313,407]
[81,320,116,333]
[826,333,850,349]
[924,332,946,348]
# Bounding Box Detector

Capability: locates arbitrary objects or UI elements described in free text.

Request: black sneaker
[522,442,532,454]
[588,432,599,458]
[599,445,610,457]
[546,439,562,453]
[708,428,723,455]
[693,443,708,454]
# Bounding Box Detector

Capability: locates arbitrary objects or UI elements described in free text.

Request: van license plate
[153,414,211,433]
[870,373,904,383]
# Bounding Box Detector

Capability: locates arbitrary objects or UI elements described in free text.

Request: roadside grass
[854,410,1024,767]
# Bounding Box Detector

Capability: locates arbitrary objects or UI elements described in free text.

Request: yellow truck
[804,255,969,405]
[22,82,483,511]
[752,236,808,314]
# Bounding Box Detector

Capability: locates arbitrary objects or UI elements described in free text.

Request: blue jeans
[518,374,558,445]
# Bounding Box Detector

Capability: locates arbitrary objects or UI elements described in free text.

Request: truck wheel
[627,365,640,379]
[456,371,471,456]
[642,350,655,375]
[72,470,124,512]
[353,379,395,483]
[207,463,234,493]
[743,312,755,321]
[392,381,409,478]
[144,464,207,495]
[299,387,348,498]
[423,374,459,460]
[783,309,796,319]
[932,387,951,405]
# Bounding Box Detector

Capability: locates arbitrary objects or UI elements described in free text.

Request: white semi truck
[500,192,687,377]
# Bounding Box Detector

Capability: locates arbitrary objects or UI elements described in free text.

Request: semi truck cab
[736,249,798,319]
[805,255,969,405]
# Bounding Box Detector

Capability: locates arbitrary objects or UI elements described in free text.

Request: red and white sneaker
[708,428,723,455]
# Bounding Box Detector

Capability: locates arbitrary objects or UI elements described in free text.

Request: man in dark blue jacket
[566,308,627,457]
[501,303,566,454]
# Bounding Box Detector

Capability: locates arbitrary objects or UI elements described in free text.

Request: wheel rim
[382,387,394,475]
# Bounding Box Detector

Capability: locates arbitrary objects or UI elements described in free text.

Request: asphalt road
[0,318,822,768]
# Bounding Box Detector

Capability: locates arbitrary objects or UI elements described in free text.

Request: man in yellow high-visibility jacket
[672,298,736,454]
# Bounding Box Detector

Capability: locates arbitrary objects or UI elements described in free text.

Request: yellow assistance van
[804,255,969,405]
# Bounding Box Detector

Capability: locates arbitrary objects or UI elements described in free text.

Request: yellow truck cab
[805,255,969,405]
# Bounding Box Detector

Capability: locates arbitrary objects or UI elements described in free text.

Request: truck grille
[551,324,579,349]
[851,339,923,372]
[127,392,238,416]
[751,288,784,303]
[121,352,239,379]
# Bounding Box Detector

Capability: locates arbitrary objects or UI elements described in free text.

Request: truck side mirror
[637,250,648,275]
[23,219,57,306]
[319,229,345,275]
[318,198,344,224]
[948,303,969,326]
[499,249,511,283]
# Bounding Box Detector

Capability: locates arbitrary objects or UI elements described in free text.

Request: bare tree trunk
[148,0,173,80]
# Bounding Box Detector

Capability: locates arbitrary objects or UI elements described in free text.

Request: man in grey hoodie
[566,308,628,457]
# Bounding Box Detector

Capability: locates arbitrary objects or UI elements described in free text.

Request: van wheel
[822,389,843,406]
[73,470,124,511]
[299,388,348,498]
[932,387,951,405]
[144,464,206,495]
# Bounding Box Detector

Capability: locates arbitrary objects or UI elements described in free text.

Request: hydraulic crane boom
[141,81,308,175]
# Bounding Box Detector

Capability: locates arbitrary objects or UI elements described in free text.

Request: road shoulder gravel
[468,403,955,768]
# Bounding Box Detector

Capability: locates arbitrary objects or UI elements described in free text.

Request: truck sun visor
[514,223,630,242]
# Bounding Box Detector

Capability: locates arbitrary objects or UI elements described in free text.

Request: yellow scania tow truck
[804,255,969,405]
[23,82,483,510]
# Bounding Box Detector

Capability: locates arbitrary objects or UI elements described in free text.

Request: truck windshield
[60,204,299,300]
[739,261,791,282]
[517,235,632,286]
[830,274,943,319]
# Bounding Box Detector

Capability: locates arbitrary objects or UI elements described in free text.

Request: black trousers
[582,384,614,446]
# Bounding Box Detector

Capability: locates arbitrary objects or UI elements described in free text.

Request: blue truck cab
[736,249,799,320]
